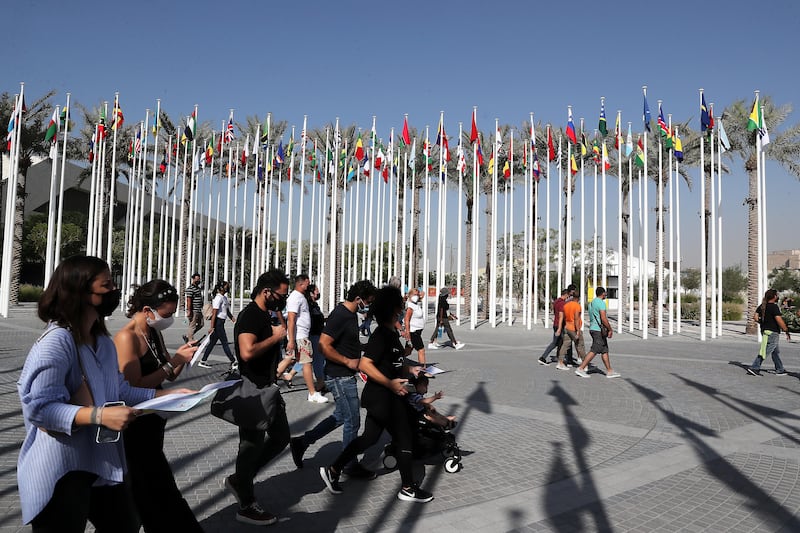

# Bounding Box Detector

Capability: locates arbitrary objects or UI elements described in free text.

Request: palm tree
[719,96,800,334]
[1,89,55,304]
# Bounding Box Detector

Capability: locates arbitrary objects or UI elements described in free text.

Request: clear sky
[5,0,799,269]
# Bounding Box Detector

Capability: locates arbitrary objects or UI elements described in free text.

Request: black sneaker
[290,437,307,469]
[538,357,551,366]
[398,484,434,503]
[746,367,760,376]
[343,462,377,480]
[236,502,277,526]
[225,474,246,507]
[319,466,343,494]
[775,370,787,376]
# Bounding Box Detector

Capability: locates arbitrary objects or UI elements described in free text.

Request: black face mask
[94,289,121,317]
[266,291,287,311]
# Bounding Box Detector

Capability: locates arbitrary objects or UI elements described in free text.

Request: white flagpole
[204,135,215,288]
[628,129,635,332]
[286,126,296,273]
[523,130,529,327]
[717,120,724,337]
[296,116,308,274]
[54,94,71,268]
[146,100,161,279]
[699,89,707,341]
[273,140,283,270]
[173,127,188,288]
[136,118,150,284]
[470,112,479,329]
[760,103,769,297]
[456,121,463,324]
[565,109,573,292]
[224,111,234,280]
[106,96,120,265]
[709,103,717,339]
[531,115,538,329]
[240,136,251,308]
[601,140,608,293]
[250,135,260,288]
[557,132,563,297]
[544,125,551,328]
[86,124,99,255]
[400,119,409,290]
[348,149,356,286]
[507,130,514,326]
[675,127,682,333]
[437,112,445,297]
[308,140,317,279]
[642,87,649,340]
[638,164,643,332]
[423,125,431,312]
[44,105,61,286]
[95,110,108,258]
[328,119,340,311]
[668,115,674,335]
[212,129,224,284]
[657,100,664,338]
[0,85,23,317]
[368,119,377,281]
[490,119,499,327]
[616,111,623,333]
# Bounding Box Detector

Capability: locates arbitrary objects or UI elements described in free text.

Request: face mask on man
[146,307,175,331]
[410,295,419,303]
[94,289,122,317]
[266,290,287,311]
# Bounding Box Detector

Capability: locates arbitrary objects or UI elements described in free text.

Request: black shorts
[409,330,424,351]
[589,330,608,354]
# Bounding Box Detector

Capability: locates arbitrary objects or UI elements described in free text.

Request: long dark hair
[759,289,778,323]
[126,279,179,318]
[370,285,404,326]
[38,255,110,344]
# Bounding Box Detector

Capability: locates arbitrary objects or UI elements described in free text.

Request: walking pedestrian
[319,285,434,503]
[538,287,571,365]
[575,287,620,378]
[404,288,428,364]
[307,283,327,392]
[428,287,465,350]
[289,280,377,477]
[224,269,290,526]
[557,293,585,370]
[747,289,790,376]
[286,274,328,403]
[197,281,236,369]
[184,273,204,343]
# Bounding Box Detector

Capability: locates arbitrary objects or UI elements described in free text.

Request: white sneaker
[308,392,329,403]
[196,361,212,369]
[555,364,570,371]
[428,343,440,350]
[454,342,466,350]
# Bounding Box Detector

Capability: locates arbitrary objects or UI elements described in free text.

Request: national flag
[494,126,503,155]
[44,108,58,143]
[422,140,432,170]
[625,123,633,157]
[241,146,248,165]
[592,135,600,164]
[566,109,577,144]
[700,93,712,132]
[260,116,270,144]
[112,95,124,130]
[134,127,142,153]
[436,119,450,161]
[502,159,510,179]
[580,132,588,157]
[488,152,495,175]
[88,131,95,162]
[152,111,160,137]
[59,107,68,129]
[159,155,167,174]
[547,127,556,162]
[402,116,411,146]
[456,144,466,173]
[602,143,610,171]
[521,144,527,171]
[127,138,133,162]
[355,134,364,161]
[718,119,731,153]
[98,107,106,139]
[599,101,608,136]
[216,134,222,155]
[225,116,235,143]
[747,96,761,132]
[184,110,196,142]
[643,92,651,132]
[476,142,484,167]
[761,115,770,147]
[408,138,416,168]
[470,109,479,144]
[274,141,285,166]
[382,165,389,182]
[657,103,669,139]
[346,165,356,181]
[674,132,684,162]
[532,152,540,181]
[634,136,645,167]
[570,154,578,175]
[374,147,384,169]
[614,113,621,149]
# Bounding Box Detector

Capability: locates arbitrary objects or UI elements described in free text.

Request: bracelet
[161,364,175,378]
[164,360,175,371]
[98,407,104,426]
[90,407,98,425]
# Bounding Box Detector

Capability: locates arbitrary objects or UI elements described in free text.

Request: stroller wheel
[444,457,462,473]
[383,453,398,470]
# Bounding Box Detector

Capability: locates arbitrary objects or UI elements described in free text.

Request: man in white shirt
[287,274,328,403]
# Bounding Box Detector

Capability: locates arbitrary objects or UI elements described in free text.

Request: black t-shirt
[234,301,279,387]
[309,299,325,336]
[756,302,782,333]
[361,324,405,413]
[437,294,450,320]
[322,303,361,378]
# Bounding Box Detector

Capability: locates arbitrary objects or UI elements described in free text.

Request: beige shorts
[297,338,313,364]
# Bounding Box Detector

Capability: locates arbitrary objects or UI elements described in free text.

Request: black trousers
[124,413,203,533]
[31,470,139,533]
[235,403,290,506]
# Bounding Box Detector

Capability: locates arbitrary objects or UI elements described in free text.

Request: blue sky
[5,0,799,268]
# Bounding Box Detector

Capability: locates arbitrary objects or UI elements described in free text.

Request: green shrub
[19,284,43,302]
[783,309,800,333]
[681,302,742,321]
[681,293,698,303]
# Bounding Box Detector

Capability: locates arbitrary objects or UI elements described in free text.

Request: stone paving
[1,304,799,532]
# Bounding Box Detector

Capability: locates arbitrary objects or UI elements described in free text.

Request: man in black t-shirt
[224,269,289,526]
[289,280,377,478]
[747,288,790,376]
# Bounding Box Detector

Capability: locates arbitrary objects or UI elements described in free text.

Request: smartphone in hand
[95,401,125,443]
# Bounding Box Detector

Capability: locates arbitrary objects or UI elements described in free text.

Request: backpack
[203,302,214,320]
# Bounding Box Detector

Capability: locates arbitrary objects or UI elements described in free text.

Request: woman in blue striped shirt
[17,256,192,532]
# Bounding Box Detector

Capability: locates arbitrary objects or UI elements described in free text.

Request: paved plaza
[1,304,800,532]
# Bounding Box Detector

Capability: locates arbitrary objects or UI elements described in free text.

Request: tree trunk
[483,184,493,320]
[745,158,759,334]
[177,171,191,301]
[411,184,421,289]
[10,170,26,306]
[619,181,630,327]
[464,195,473,317]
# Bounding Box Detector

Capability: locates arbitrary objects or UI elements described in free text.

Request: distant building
[767,250,800,271]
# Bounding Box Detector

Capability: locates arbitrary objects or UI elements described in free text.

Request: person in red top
[557,294,586,370]
[539,287,570,365]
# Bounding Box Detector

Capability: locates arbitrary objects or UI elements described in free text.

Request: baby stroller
[382,409,463,473]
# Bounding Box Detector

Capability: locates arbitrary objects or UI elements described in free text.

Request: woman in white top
[197,280,236,368]
[403,288,428,365]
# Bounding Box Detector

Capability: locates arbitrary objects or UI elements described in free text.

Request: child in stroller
[382,375,463,473]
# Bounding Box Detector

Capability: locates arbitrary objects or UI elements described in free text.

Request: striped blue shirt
[17,325,154,524]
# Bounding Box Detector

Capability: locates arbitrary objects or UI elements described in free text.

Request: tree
[722,264,747,302]
[682,268,701,292]
[768,268,800,293]
[721,96,800,333]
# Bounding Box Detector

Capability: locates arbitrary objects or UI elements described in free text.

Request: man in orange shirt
[557,294,585,370]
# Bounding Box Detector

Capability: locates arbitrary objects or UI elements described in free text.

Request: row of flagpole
[1,85,772,344]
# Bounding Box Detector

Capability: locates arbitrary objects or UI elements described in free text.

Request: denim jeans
[201,318,235,363]
[235,403,290,506]
[300,375,360,453]
[540,325,562,358]
[309,334,325,382]
[751,331,784,372]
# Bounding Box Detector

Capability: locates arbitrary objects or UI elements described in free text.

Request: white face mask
[410,295,419,303]
[146,307,175,331]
